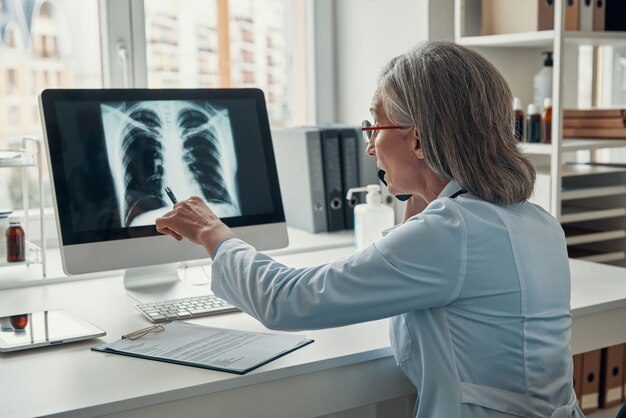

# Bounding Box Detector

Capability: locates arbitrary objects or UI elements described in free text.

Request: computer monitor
[40,88,288,303]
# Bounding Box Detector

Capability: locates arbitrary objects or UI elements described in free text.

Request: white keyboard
[136,295,239,323]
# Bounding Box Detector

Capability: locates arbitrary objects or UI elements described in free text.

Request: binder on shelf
[605,0,626,31]
[573,354,583,405]
[271,128,328,233]
[565,0,580,31]
[592,0,605,31]
[580,349,601,414]
[537,0,554,31]
[579,0,593,31]
[599,344,625,408]
[338,128,360,230]
[320,129,346,232]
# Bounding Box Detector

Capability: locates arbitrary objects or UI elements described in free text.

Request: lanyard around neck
[450,189,468,199]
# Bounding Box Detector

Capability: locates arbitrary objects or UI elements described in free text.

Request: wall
[331,0,453,224]
[334,0,453,125]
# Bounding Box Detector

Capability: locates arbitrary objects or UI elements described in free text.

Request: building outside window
[0,0,102,209]
[143,0,292,127]
[0,0,303,212]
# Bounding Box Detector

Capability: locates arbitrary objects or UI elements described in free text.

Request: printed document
[93,321,313,374]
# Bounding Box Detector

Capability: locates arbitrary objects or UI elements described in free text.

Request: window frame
[6,0,324,245]
[99,0,148,88]
[101,0,325,123]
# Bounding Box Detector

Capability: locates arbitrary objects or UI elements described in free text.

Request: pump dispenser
[533,51,553,111]
[346,185,395,251]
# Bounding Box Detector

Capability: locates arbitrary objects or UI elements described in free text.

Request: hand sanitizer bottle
[346,185,395,251]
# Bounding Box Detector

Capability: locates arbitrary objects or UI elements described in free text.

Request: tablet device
[0,309,105,352]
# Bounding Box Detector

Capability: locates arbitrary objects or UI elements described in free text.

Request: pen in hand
[164,187,178,205]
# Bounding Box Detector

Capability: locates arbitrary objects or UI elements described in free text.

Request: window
[241,28,253,43]
[40,2,53,18]
[0,0,102,210]
[0,0,309,214]
[143,0,297,128]
[242,50,254,63]
[7,69,17,94]
[242,70,254,84]
[5,26,17,48]
[42,35,59,58]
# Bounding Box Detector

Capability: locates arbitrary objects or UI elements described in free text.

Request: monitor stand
[124,263,212,304]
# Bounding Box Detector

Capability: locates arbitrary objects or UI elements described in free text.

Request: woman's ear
[413,128,424,160]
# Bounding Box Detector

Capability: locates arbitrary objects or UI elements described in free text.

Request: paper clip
[122,324,166,340]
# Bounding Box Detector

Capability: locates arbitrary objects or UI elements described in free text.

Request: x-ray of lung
[101,100,241,227]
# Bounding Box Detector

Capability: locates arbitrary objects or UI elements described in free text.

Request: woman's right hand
[155,196,238,258]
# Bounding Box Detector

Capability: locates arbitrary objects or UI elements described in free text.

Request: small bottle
[513,97,524,142]
[0,211,11,260]
[526,104,541,143]
[534,51,553,111]
[346,185,395,251]
[6,216,26,262]
[9,314,28,331]
[542,97,552,144]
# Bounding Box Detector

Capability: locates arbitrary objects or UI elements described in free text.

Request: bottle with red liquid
[10,314,28,331]
[541,97,552,144]
[6,216,25,262]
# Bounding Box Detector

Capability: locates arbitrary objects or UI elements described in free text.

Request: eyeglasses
[122,324,165,340]
[361,120,408,143]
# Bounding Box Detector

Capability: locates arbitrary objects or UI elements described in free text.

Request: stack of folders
[563,109,626,140]
[572,344,626,414]
[272,127,381,234]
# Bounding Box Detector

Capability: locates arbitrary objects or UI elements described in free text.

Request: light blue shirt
[211,180,583,418]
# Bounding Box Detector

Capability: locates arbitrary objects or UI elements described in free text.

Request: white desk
[1,246,626,418]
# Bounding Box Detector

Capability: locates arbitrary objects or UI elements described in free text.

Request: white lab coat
[211,180,584,418]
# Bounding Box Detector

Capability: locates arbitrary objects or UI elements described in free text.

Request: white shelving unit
[455,0,626,267]
[0,137,47,276]
[458,30,626,48]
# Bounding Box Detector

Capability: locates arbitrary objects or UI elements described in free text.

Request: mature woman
[156,41,582,418]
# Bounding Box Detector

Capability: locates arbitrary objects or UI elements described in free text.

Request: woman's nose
[366,141,376,156]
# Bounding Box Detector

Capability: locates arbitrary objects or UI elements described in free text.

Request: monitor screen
[40,88,288,275]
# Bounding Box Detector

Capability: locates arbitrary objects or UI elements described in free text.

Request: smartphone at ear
[377,170,412,201]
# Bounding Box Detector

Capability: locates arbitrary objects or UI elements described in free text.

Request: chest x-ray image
[101,100,241,227]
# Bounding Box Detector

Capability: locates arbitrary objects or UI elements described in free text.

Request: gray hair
[377,41,535,205]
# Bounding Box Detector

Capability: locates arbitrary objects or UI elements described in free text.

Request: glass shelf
[0,137,47,278]
[0,241,42,267]
[0,149,36,167]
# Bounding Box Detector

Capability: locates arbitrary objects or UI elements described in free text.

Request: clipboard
[92,321,313,375]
